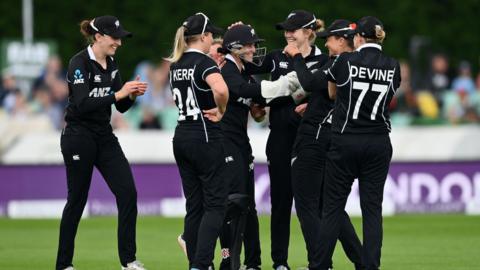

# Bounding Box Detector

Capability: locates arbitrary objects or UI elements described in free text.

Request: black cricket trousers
[291,130,363,270]
[266,127,297,269]
[315,133,393,270]
[173,139,229,270]
[56,131,138,270]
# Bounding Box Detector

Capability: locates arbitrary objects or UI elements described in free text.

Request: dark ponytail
[80,19,96,44]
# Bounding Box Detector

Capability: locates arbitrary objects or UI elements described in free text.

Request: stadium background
[1,0,480,269]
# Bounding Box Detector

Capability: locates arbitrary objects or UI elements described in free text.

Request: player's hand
[294,103,308,117]
[228,21,245,29]
[203,107,223,122]
[116,75,148,101]
[283,43,300,57]
[250,104,266,122]
[130,75,148,98]
[218,58,227,69]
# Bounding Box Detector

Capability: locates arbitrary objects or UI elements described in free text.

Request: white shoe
[122,260,146,270]
[178,234,188,256]
[276,266,289,270]
[63,267,75,270]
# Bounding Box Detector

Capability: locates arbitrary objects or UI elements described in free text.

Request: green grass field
[1,215,479,270]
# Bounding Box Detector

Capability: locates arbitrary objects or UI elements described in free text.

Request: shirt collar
[226,54,244,71]
[356,43,382,52]
[185,48,206,55]
[313,46,322,56]
[87,45,96,61]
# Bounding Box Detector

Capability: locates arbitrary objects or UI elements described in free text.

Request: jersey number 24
[172,87,200,121]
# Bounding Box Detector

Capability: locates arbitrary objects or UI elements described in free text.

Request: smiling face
[325,36,343,56]
[284,28,311,47]
[95,33,122,56]
[240,43,256,62]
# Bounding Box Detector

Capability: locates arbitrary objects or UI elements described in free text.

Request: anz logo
[73,69,84,84]
[89,87,112,97]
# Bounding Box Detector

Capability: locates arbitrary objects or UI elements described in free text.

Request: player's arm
[326,54,346,100]
[222,67,263,100]
[328,82,337,99]
[206,73,229,115]
[290,53,324,93]
[243,52,274,75]
[68,57,116,114]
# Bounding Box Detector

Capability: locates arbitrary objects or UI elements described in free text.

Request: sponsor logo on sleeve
[73,69,84,84]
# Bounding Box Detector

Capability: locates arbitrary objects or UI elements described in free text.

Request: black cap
[90,15,132,39]
[276,10,317,31]
[317,19,355,38]
[183,12,223,36]
[349,16,384,39]
[221,25,264,52]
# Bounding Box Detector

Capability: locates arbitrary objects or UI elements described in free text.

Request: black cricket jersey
[64,46,134,135]
[292,54,334,138]
[326,43,401,134]
[220,54,264,146]
[245,46,327,130]
[169,49,223,142]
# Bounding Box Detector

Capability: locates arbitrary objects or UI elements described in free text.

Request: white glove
[261,71,300,103]
[291,87,310,104]
[284,71,301,89]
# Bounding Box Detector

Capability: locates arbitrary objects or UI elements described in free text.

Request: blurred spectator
[423,53,451,108]
[32,55,66,93]
[131,61,155,105]
[442,61,479,124]
[390,61,418,125]
[475,71,480,90]
[138,61,171,111]
[426,54,451,91]
[1,74,24,113]
[27,55,69,129]
[31,86,64,129]
[451,60,476,95]
[139,106,162,130]
[1,73,19,107]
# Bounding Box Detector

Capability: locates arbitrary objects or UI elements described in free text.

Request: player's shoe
[121,260,146,270]
[63,267,75,270]
[276,266,289,270]
[177,234,188,256]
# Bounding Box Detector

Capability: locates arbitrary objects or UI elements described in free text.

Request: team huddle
[56,9,400,270]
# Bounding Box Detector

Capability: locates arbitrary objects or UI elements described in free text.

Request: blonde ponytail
[165,26,205,63]
[366,25,386,44]
[315,19,325,32]
[307,19,325,44]
[165,26,188,63]
[375,25,386,43]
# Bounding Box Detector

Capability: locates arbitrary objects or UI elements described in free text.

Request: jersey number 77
[352,81,388,120]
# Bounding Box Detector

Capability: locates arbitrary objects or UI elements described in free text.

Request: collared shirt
[64,46,133,136]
